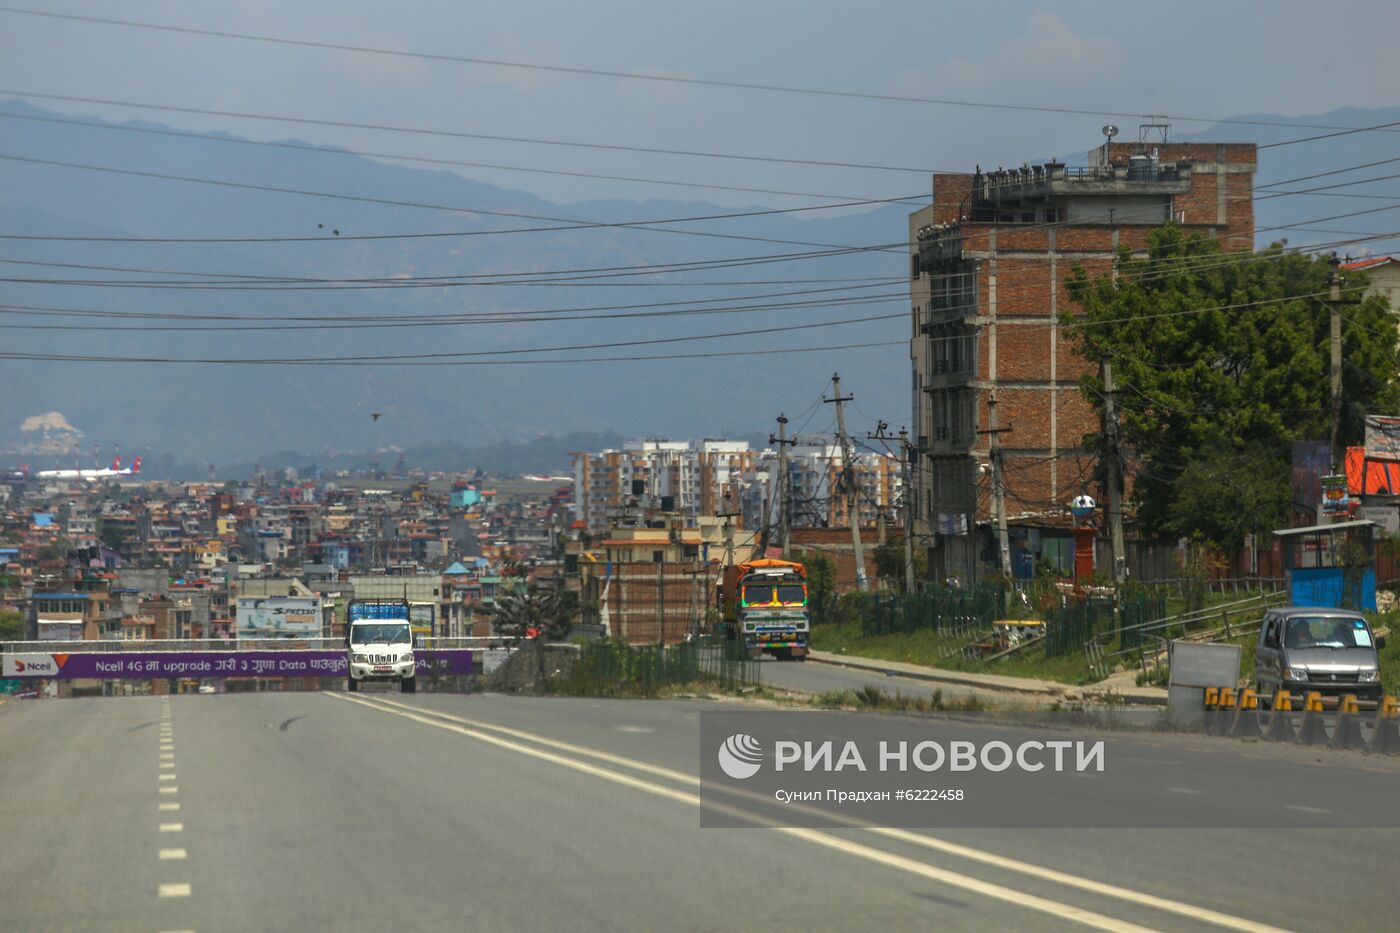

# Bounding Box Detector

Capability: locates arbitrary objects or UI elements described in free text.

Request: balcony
[924,360,976,390]
[921,301,977,331]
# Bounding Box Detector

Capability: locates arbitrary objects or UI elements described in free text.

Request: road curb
[1077,688,1168,708]
[806,653,1060,696]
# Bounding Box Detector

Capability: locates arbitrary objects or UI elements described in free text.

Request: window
[910,254,922,279]
[652,550,664,563]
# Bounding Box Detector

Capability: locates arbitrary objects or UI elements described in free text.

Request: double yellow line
[327,692,1291,933]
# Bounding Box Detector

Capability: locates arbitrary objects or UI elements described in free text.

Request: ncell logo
[717,733,764,780]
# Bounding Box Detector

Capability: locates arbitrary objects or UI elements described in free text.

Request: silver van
[1255,607,1385,705]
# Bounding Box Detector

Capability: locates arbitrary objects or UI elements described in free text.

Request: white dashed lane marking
[159,849,187,860]
[157,883,191,898]
[159,823,184,833]
[159,773,177,781]
[159,802,180,811]
[159,786,179,794]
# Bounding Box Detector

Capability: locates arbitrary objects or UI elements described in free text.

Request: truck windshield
[742,585,773,605]
[774,584,806,605]
[1284,617,1373,650]
[351,623,411,645]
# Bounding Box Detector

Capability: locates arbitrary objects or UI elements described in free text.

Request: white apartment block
[573,439,756,532]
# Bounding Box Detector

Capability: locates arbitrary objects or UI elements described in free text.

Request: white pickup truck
[345,599,417,693]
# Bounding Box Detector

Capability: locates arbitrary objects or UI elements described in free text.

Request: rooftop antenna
[1100,124,1118,166]
[1138,117,1170,148]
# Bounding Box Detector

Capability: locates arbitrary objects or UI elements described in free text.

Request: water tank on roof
[1127,154,1155,181]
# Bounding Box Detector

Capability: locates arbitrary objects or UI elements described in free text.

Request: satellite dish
[1102,124,1119,139]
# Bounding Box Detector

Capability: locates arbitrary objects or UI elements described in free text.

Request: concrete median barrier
[1208,687,1237,737]
[1229,688,1264,740]
[1328,694,1367,751]
[1265,690,1296,742]
[1296,692,1329,746]
[1371,696,1400,756]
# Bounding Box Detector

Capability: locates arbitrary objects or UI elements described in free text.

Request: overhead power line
[0,88,934,174]
[0,124,1393,255]
[0,152,924,254]
[4,7,1399,134]
[5,220,1395,298]
[0,109,928,201]
[0,339,908,367]
[0,290,909,330]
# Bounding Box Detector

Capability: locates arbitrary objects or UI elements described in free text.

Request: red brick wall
[932,173,975,224]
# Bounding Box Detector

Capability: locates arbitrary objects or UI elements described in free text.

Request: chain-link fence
[821,586,1006,638]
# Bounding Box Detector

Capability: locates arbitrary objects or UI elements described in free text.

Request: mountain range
[1,98,1396,473]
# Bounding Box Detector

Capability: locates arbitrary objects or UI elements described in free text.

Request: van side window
[1263,619,1280,648]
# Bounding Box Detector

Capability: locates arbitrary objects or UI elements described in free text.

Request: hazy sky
[4,0,1399,209]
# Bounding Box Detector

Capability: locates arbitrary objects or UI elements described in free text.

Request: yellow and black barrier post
[1296,691,1329,746]
[1202,687,1221,734]
[1329,694,1366,751]
[1230,687,1264,740]
[1371,696,1400,756]
[1265,689,1296,742]
[1209,687,1237,736]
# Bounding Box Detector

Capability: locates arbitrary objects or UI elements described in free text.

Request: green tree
[487,585,581,684]
[488,586,579,643]
[872,534,927,590]
[801,552,839,624]
[1165,442,1292,552]
[0,609,24,641]
[1064,224,1400,544]
[37,538,73,563]
[97,519,129,552]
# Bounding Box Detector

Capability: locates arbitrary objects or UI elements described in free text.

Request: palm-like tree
[489,586,579,643]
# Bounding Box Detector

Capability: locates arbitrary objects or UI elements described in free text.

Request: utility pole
[657,561,665,647]
[1101,362,1127,584]
[1328,255,1345,472]
[870,421,916,594]
[769,414,795,557]
[717,508,742,568]
[899,427,914,594]
[980,395,1012,578]
[826,373,869,591]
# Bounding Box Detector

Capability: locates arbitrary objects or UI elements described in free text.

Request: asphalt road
[2,691,1398,932]
[759,656,1011,705]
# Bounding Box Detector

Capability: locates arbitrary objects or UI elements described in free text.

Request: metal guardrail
[1,638,347,653]
[1101,590,1286,661]
[418,636,515,650]
[1,636,516,654]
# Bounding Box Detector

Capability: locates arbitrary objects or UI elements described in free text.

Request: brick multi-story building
[909,134,1257,581]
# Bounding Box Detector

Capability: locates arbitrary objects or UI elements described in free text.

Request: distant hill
[1,98,1396,468]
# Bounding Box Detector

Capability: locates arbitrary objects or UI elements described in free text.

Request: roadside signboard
[1365,415,1400,460]
[1167,641,1241,728]
[236,596,323,640]
[0,649,476,680]
[1320,474,1350,515]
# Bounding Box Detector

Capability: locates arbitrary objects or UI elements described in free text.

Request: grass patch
[811,684,985,713]
[941,647,1099,686]
[810,622,972,668]
[811,620,1100,685]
